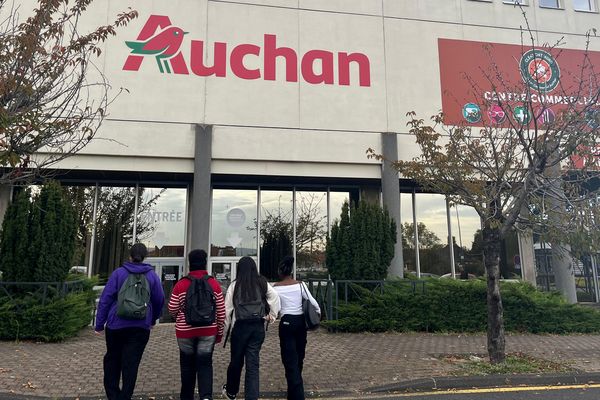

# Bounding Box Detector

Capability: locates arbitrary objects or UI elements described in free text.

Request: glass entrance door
[208,256,258,293]
[146,257,184,322]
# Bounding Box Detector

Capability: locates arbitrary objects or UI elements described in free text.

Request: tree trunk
[483,224,506,364]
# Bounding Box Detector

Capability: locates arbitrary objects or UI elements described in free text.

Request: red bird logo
[125,26,187,73]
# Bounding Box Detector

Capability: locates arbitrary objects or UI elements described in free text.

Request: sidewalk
[2,323,600,398]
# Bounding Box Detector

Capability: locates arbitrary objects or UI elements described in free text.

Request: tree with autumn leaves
[0,0,137,184]
[370,19,600,362]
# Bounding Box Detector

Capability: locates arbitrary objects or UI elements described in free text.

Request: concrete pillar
[381,132,404,278]
[518,230,536,286]
[0,185,12,229]
[191,124,212,253]
[547,155,577,303]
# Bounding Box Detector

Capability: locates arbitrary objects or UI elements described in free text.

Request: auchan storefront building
[6,0,600,294]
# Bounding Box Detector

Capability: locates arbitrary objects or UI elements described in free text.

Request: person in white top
[222,256,280,400]
[273,256,321,400]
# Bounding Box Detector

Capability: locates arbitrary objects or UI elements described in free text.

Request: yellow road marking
[391,383,600,397]
[297,383,600,399]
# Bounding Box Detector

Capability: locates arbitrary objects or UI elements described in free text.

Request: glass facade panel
[211,189,258,257]
[400,193,416,275]
[329,191,350,231]
[296,191,328,280]
[415,193,451,276]
[259,190,293,280]
[137,187,187,258]
[450,205,483,278]
[63,185,97,275]
[500,229,521,279]
[92,186,136,280]
[539,0,560,7]
[574,0,593,10]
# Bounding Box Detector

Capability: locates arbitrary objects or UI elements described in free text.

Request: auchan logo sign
[123,15,372,87]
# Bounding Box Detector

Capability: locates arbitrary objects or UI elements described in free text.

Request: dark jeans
[279,314,308,400]
[103,327,150,400]
[226,320,265,400]
[177,336,216,400]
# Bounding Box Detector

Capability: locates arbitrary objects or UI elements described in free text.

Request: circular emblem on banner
[520,49,560,92]
[514,106,531,124]
[226,208,246,228]
[462,103,481,123]
[487,104,506,124]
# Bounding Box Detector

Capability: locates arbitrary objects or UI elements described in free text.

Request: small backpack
[117,272,150,320]
[234,285,266,322]
[184,274,217,327]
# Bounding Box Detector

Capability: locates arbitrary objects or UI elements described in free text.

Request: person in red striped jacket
[168,249,226,400]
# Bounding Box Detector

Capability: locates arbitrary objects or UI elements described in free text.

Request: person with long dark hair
[273,256,320,400]
[222,256,280,400]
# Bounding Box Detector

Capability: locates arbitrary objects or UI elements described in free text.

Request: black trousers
[177,336,216,400]
[278,314,308,400]
[103,327,150,400]
[226,320,265,400]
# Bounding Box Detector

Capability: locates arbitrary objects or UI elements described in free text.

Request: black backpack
[234,285,267,322]
[184,274,216,327]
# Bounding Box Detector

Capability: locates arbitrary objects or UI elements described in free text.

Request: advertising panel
[438,38,600,129]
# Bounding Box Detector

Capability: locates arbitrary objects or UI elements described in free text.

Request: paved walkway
[2,324,600,398]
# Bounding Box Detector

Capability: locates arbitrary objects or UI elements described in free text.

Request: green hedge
[0,280,96,342]
[324,279,600,334]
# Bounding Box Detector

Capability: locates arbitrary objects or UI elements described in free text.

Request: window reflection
[415,193,451,277]
[211,189,257,257]
[63,185,96,275]
[295,191,328,280]
[259,191,293,280]
[450,205,483,278]
[400,193,416,275]
[329,192,349,232]
[92,186,136,280]
[137,187,187,258]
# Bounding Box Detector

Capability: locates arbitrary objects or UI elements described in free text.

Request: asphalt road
[352,385,600,400]
[3,386,600,400]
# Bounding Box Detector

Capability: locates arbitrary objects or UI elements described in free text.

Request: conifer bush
[0,181,92,341]
[326,200,396,280]
[0,181,77,283]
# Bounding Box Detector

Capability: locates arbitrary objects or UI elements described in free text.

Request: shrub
[0,189,33,282]
[29,181,77,282]
[0,181,77,283]
[326,200,396,280]
[0,279,96,342]
[324,278,600,334]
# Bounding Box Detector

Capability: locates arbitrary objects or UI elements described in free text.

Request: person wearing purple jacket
[95,243,165,400]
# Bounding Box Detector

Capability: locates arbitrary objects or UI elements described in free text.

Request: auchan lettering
[123,15,372,87]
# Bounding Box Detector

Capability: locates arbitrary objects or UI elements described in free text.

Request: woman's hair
[278,255,294,278]
[130,243,148,263]
[234,256,267,303]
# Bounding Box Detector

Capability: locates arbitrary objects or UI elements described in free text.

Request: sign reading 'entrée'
[123,15,372,87]
[438,38,600,127]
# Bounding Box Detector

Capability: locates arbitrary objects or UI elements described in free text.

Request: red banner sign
[438,38,600,127]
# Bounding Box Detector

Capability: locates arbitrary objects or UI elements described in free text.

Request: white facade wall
[54,0,600,178]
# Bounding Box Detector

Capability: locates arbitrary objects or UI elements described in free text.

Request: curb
[4,373,600,400]
[366,372,600,394]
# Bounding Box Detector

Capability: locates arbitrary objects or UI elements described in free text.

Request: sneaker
[222,384,236,400]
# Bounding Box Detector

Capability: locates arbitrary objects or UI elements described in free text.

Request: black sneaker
[222,384,236,400]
